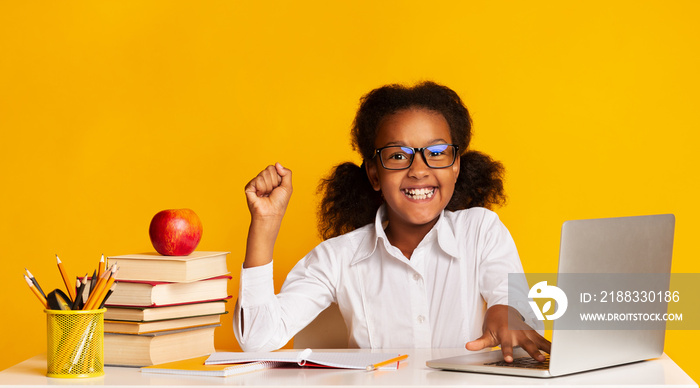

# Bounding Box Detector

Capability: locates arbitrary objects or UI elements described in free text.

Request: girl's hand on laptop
[465,304,551,363]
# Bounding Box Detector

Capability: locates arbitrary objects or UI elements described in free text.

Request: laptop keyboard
[484,355,550,370]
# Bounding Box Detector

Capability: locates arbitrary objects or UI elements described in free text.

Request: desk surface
[0,349,697,388]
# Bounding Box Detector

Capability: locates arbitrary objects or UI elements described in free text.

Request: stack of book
[102,251,230,367]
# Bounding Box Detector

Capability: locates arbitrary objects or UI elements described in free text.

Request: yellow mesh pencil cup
[45,308,106,378]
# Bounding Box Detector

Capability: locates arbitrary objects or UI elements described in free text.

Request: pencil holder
[45,308,106,378]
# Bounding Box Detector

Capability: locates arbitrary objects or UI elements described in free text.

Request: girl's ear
[364,160,381,191]
[452,153,461,183]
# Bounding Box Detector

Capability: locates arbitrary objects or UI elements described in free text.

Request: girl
[236,81,550,362]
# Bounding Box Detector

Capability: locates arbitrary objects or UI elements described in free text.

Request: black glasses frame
[373,144,460,170]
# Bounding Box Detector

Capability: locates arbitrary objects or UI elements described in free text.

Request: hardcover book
[107,251,229,282]
[105,275,231,307]
[104,300,228,321]
[104,312,226,334]
[105,325,219,367]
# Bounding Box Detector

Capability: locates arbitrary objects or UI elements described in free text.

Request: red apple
[149,208,203,256]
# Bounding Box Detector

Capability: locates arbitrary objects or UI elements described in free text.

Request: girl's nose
[407,152,430,178]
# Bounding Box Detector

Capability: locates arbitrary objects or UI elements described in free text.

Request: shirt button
[413,273,421,281]
[417,315,426,324]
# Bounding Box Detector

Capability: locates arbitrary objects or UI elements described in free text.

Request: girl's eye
[426,145,449,158]
[383,146,414,161]
[388,152,409,160]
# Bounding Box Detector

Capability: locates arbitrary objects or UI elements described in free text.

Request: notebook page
[142,355,284,377]
[142,361,282,377]
[206,351,303,365]
[206,350,405,370]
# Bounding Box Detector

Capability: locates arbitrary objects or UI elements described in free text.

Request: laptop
[427,214,675,378]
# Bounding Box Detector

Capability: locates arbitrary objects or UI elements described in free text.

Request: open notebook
[205,349,407,370]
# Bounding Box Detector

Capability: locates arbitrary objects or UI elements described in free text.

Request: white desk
[0,349,696,387]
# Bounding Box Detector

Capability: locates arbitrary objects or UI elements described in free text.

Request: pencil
[56,255,76,301]
[72,274,88,310]
[87,264,118,310]
[98,254,105,277]
[24,275,48,309]
[70,278,81,310]
[24,268,46,298]
[82,267,111,310]
[98,284,117,309]
[365,354,408,371]
[88,269,97,295]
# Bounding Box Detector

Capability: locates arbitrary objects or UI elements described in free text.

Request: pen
[56,255,76,301]
[24,268,46,298]
[24,275,48,309]
[366,354,408,371]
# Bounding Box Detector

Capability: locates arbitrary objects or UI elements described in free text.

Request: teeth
[403,188,435,200]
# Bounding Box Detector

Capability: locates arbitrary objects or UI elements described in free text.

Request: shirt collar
[350,204,460,265]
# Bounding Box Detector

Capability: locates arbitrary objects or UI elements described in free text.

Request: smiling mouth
[402,187,436,200]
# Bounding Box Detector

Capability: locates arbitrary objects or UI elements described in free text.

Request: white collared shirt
[234,205,528,351]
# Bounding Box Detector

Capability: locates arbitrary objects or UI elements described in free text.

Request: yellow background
[1,0,698,381]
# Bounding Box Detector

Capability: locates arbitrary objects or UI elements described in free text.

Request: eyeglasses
[373,144,459,170]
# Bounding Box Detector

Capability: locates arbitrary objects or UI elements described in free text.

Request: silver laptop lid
[549,214,675,376]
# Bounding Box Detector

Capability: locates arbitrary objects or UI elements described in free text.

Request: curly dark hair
[318,81,506,240]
